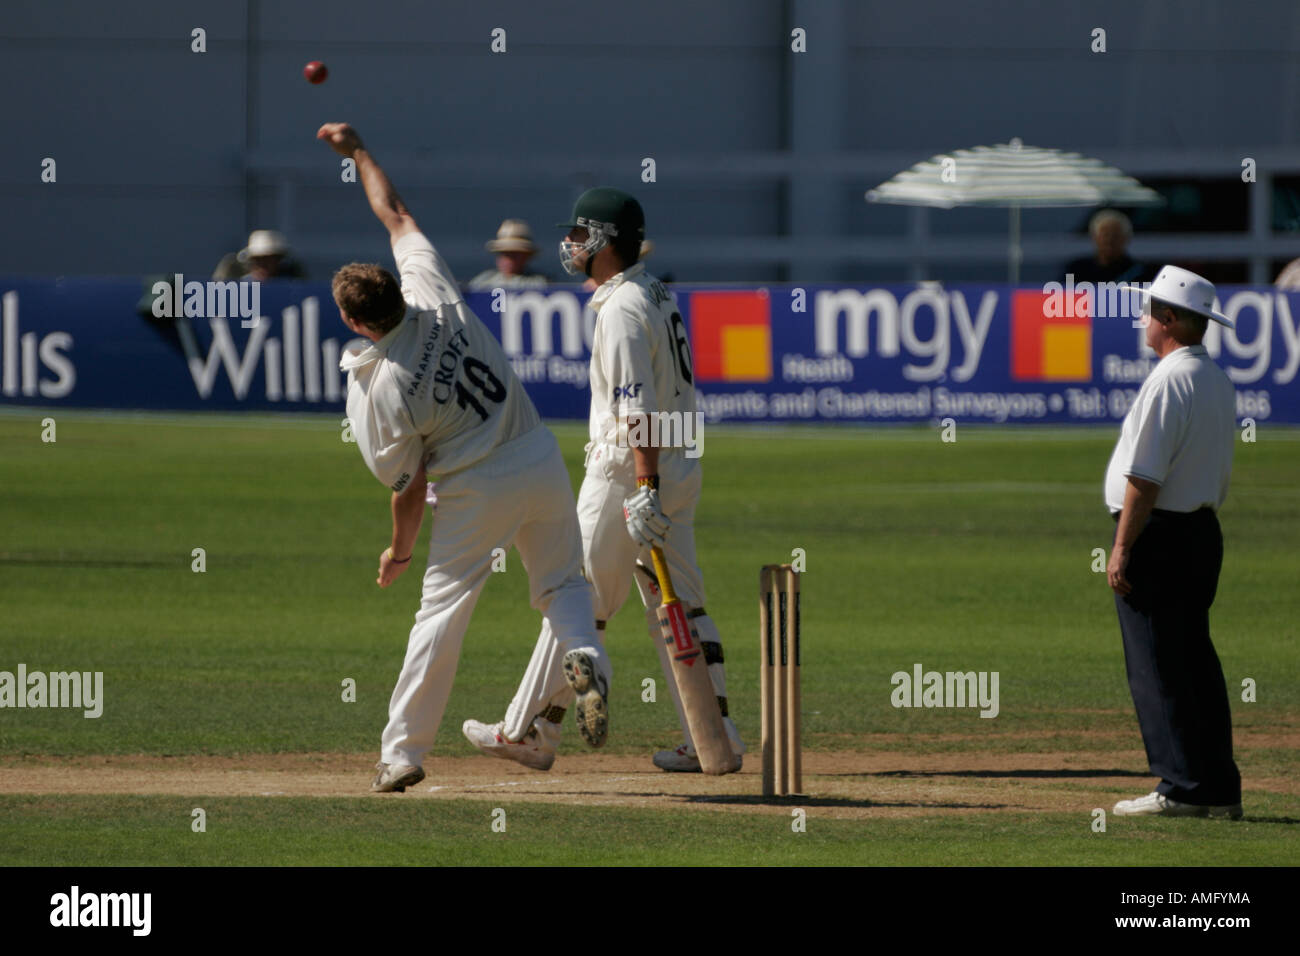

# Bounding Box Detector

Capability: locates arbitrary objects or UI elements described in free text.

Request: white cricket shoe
[461,719,556,771]
[652,718,746,773]
[371,761,425,793]
[653,744,703,772]
[1112,791,1214,817]
[562,650,609,749]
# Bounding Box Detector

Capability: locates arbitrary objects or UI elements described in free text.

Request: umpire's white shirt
[1104,344,1235,514]
[340,232,540,490]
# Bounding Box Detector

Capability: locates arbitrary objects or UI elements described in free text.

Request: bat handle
[650,546,679,605]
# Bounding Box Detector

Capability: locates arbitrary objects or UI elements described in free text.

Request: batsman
[464,187,744,773]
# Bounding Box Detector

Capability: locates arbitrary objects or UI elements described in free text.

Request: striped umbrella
[865,139,1164,282]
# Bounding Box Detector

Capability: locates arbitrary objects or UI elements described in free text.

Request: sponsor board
[0,278,1295,423]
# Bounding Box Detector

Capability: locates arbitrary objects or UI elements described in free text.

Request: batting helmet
[557,187,645,276]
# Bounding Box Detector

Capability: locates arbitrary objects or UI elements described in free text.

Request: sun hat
[1123,265,1234,329]
[486,219,537,253]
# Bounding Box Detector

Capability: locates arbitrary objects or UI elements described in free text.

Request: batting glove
[622,486,670,549]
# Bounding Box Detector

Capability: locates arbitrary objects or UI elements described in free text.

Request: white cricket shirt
[1104,344,1235,514]
[341,232,540,490]
[587,263,697,475]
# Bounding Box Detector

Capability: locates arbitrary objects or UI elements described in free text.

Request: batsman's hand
[317,122,364,158]
[622,486,670,549]
[377,547,410,589]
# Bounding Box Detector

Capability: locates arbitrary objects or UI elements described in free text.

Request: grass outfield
[0,411,1297,866]
[2,794,1297,867]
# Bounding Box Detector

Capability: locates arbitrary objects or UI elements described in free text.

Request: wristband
[636,474,659,491]
[386,548,412,565]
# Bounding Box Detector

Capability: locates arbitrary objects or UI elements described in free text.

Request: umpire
[1105,265,1242,819]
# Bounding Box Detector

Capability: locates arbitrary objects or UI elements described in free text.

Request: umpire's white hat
[1124,265,1234,329]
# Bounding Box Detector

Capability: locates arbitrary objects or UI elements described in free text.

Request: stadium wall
[3,0,1299,283]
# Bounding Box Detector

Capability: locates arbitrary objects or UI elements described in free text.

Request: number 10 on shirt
[455,356,507,422]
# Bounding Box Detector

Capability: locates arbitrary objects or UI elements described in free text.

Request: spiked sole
[563,651,609,749]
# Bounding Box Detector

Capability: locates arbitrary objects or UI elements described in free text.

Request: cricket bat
[649,546,741,775]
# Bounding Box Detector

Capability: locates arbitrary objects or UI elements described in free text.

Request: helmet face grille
[559,230,609,276]
[575,216,618,238]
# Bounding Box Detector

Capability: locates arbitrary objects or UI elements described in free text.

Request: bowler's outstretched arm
[317,122,420,241]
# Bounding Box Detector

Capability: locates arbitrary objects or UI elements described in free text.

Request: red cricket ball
[303,61,328,84]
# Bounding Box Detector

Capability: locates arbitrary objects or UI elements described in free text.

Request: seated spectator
[1063,210,1148,284]
[467,220,549,291]
[214,230,306,281]
[1274,256,1300,289]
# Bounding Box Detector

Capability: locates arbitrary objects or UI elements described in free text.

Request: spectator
[214,230,306,281]
[466,219,548,291]
[1274,256,1300,289]
[1064,210,1147,284]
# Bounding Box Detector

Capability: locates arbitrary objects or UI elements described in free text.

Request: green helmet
[557,187,645,276]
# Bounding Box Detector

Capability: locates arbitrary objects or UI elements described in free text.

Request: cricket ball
[303,61,328,84]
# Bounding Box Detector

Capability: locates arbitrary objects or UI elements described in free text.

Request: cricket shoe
[1112,791,1215,817]
[652,745,746,773]
[371,761,425,793]
[563,649,609,749]
[653,718,745,773]
[653,744,702,772]
[461,719,556,771]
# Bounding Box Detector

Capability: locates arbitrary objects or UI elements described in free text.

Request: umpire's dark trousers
[1114,507,1241,805]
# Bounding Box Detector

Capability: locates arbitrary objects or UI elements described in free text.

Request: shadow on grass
[536,789,1008,810]
[1238,816,1300,825]
[684,794,1009,810]
[853,768,1150,779]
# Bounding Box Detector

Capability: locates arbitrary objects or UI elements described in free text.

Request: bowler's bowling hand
[317,122,364,158]
[622,486,670,549]
[377,547,410,589]
[1107,545,1132,595]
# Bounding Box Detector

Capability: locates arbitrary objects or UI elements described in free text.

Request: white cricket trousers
[380,425,602,768]
[506,444,720,741]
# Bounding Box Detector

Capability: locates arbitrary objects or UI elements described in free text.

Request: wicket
[760,564,801,796]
